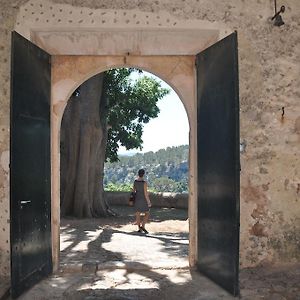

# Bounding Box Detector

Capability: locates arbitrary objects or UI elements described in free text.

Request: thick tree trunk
[60,73,110,217]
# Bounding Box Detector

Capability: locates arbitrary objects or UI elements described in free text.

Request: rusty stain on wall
[242,178,268,208]
[250,222,268,237]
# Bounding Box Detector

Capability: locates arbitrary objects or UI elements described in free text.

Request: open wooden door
[196,32,240,296]
[10,31,52,298]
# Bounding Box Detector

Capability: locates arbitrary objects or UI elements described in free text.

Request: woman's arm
[144,182,151,207]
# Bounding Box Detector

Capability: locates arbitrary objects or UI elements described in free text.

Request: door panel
[196,32,240,296]
[10,31,52,298]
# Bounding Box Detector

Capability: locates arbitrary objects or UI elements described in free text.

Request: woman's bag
[128,192,136,206]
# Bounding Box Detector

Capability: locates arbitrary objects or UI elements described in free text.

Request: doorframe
[50,55,198,271]
[11,6,232,272]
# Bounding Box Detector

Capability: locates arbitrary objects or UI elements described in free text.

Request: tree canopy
[104,68,170,162]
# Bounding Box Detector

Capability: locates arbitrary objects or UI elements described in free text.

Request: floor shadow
[57,215,234,300]
[53,206,240,300]
[60,206,189,266]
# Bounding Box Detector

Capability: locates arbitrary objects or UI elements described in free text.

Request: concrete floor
[2,206,300,299]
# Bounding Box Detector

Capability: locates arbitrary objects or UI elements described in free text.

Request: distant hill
[104,145,189,193]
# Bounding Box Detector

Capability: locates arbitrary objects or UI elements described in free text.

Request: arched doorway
[59,67,191,272]
[10,29,239,297]
[51,56,198,272]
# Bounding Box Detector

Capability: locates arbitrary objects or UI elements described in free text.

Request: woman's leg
[141,211,150,231]
[135,212,141,230]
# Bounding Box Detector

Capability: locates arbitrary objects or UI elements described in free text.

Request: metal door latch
[20,200,31,204]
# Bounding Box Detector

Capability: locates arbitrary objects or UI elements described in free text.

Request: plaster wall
[0,0,300,278]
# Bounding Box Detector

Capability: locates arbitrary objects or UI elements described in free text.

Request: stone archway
[13,0,232,276]
[10,27,240,296]
[51,55,197,271]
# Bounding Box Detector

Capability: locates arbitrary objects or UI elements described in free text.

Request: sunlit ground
[59,206,189,270]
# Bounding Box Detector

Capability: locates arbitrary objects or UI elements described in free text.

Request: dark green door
[196,32,240,296]
[10,31,52,298]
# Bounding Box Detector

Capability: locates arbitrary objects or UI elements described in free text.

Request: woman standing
[133,169,151,233]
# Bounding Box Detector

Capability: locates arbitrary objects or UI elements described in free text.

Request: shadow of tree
[60,206,188,266]
[59,216,234,300]
[56,206,235,299]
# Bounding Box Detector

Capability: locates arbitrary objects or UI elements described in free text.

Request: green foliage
[105,182,132,192]
[103,69,170,162]
[151,177,180,193]
[104,145,189,193]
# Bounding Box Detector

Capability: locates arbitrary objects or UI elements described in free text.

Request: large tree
[60,69,169,217]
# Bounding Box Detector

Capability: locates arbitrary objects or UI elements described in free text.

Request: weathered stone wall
[106,192,188,209]
[0,0,299,277]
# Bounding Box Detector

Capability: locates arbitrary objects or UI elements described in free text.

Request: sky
[118,71,190,155]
